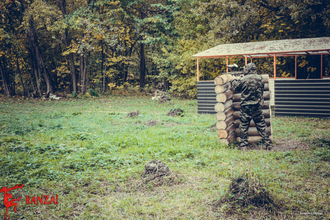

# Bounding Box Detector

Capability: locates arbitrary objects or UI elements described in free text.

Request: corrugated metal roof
[192,37,330,58]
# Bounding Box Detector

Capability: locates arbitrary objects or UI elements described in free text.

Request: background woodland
[1,0,330,98]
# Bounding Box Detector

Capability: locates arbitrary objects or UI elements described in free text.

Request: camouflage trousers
[239,104,271,147]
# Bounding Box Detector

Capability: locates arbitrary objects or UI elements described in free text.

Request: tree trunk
[0,57,16,96]
[79,55,84,93]
[58,0,77,93]
[29,71,37,96]
[139,6,146,88]
[27,43,42,96]
[80,54,88,94]
[34,66,42,97]
[124,65,128,81]
[28,16,53,94]
[101,41,105,93]
[139,42,146,88]
[0,63,11,97]
[38,49,53,94]
[69,53,77,92]
[16,57,25,96]
[84,56,88,93]
[65,29,77,93]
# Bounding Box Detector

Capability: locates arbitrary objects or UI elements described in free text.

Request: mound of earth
[127,111,139,118]
[141,159,182,186]
[166,108,184,117]
[213,173,279,215]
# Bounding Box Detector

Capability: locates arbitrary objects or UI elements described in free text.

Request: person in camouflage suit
[231,63,272,150]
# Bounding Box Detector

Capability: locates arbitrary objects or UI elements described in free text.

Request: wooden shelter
[193,37,330,118]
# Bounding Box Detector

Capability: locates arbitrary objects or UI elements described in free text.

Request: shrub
[89,88,98,97]
[169,76,197,99]
[72,91,78,99]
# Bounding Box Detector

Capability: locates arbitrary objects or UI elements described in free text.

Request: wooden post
[321,54,323,79]
[226,56,228,73]
[295,55,297,79]
[245,55,247,65]
[197,57,200,81]
[274,54,276,80]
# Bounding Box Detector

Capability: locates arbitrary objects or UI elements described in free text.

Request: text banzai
[26,195,58,205]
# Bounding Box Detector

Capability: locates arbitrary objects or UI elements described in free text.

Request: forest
[1,0,330,98]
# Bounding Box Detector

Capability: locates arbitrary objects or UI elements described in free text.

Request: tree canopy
[1,0,329,98]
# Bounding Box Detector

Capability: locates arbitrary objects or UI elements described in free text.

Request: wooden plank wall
[214,74,272,144]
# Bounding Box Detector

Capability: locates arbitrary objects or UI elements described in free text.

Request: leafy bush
[89,88,99,97]
[169,76,197,99]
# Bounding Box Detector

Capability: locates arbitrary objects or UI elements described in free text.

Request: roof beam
[192,37,330,58]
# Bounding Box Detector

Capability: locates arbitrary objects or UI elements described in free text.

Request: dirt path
[247,138,309,151]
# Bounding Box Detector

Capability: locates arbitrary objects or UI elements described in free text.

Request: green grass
[0,96,329,219]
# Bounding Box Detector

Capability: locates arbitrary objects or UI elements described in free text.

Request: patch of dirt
[213,173,280,217]
[166,108,184,117]
[140,159,183,187]
[162,122,181,127]
[232,138,309,152]
[270,138,309,151]
[135,120,181,127]
[126,111,139,118]
[145,120,159,126]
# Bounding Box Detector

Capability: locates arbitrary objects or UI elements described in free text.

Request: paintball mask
[243,63,257,75]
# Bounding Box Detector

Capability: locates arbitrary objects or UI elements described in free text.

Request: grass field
[0,95,329,219]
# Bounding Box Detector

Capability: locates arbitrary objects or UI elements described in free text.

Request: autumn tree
[1,0,329,97]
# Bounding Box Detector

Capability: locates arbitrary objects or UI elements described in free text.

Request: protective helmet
[243,63,257,75]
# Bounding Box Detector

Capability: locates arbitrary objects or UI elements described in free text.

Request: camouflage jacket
[231,73,264,106]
